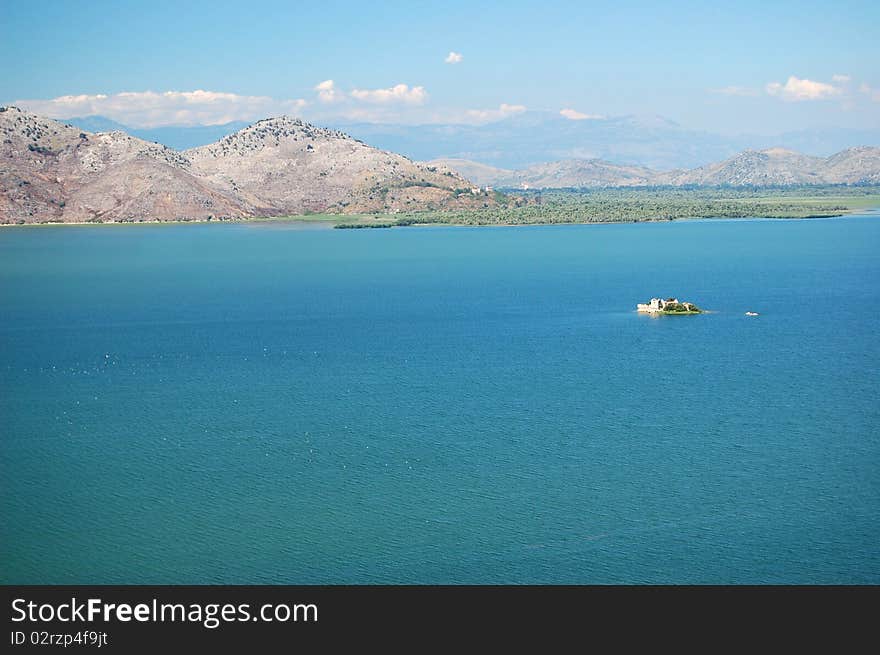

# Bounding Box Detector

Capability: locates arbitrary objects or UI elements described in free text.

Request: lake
[1,214,879,583]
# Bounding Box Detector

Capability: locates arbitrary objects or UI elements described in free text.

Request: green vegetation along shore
[4,186,878,229]
[660,302,703,315]
[331,186,880,229]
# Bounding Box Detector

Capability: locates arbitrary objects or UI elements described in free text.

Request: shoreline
[2,208,876,230]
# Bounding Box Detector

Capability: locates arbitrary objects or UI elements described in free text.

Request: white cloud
[14,81,433,128]
[710,85,760,97]
[315,79,342,104]
[465,103,526,123]
[765,76,842,101]
[860,83,880,102]
[559,108,604,120]
[15,90,307,127]
[445,51,463,64]
[832,74,851,83]
[349,84,427,104]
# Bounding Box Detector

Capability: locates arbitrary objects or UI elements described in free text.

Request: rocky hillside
[656,148,827,186]
[186,117,482,216]
[656,146,880,186]
[0,106,250,223]
[1,107,489,224]
[501,159,654,188]
[820,146,880,184]
[435,146,880,189]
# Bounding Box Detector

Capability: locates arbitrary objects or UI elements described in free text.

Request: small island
[637,297,703,315]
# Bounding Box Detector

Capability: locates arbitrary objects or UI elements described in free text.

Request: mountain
[58,112,880,171]
[333,111,747,170]
[425,158,513,187]
[339,113,880,171]
[656,147,880,186]
[4,106,877,224]
[656,148,827,186]
[0,106,488,224]
[185,116,486,215]
[820,146,880,184]
[0,106,249,223]
[60,115,132,133]
[433,147,880,189]
[776,128,880,158]
[429,158,656,189]
[64,116,251,151]
[66,111,736,167]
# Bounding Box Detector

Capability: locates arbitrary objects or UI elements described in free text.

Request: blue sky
[3,0,878,133]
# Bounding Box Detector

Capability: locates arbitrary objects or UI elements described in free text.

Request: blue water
[1,216,879,584]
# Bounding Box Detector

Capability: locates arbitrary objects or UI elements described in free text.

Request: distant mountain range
[337,113,880,172]
[340,113,740,170]
[429,158,655,188]
[62,110,880,171]
[655,147,880,187]
[3,106,879,225]
[63,115,252,151]
[0,106,490,224]
[430,147,880,188]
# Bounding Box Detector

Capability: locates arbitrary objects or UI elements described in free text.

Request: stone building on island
[637,297,701,313]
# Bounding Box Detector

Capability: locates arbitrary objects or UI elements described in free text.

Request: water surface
[1,216,878,583]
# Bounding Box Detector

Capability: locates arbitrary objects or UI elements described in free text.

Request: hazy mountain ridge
[64,115,253,151]
[433,146,880,189]
[61,111,880,171]
[655,147,880,187]
[0,107,489,224]
[335,112,742,170]
[429,158,655,188]
[334,112,880,170]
